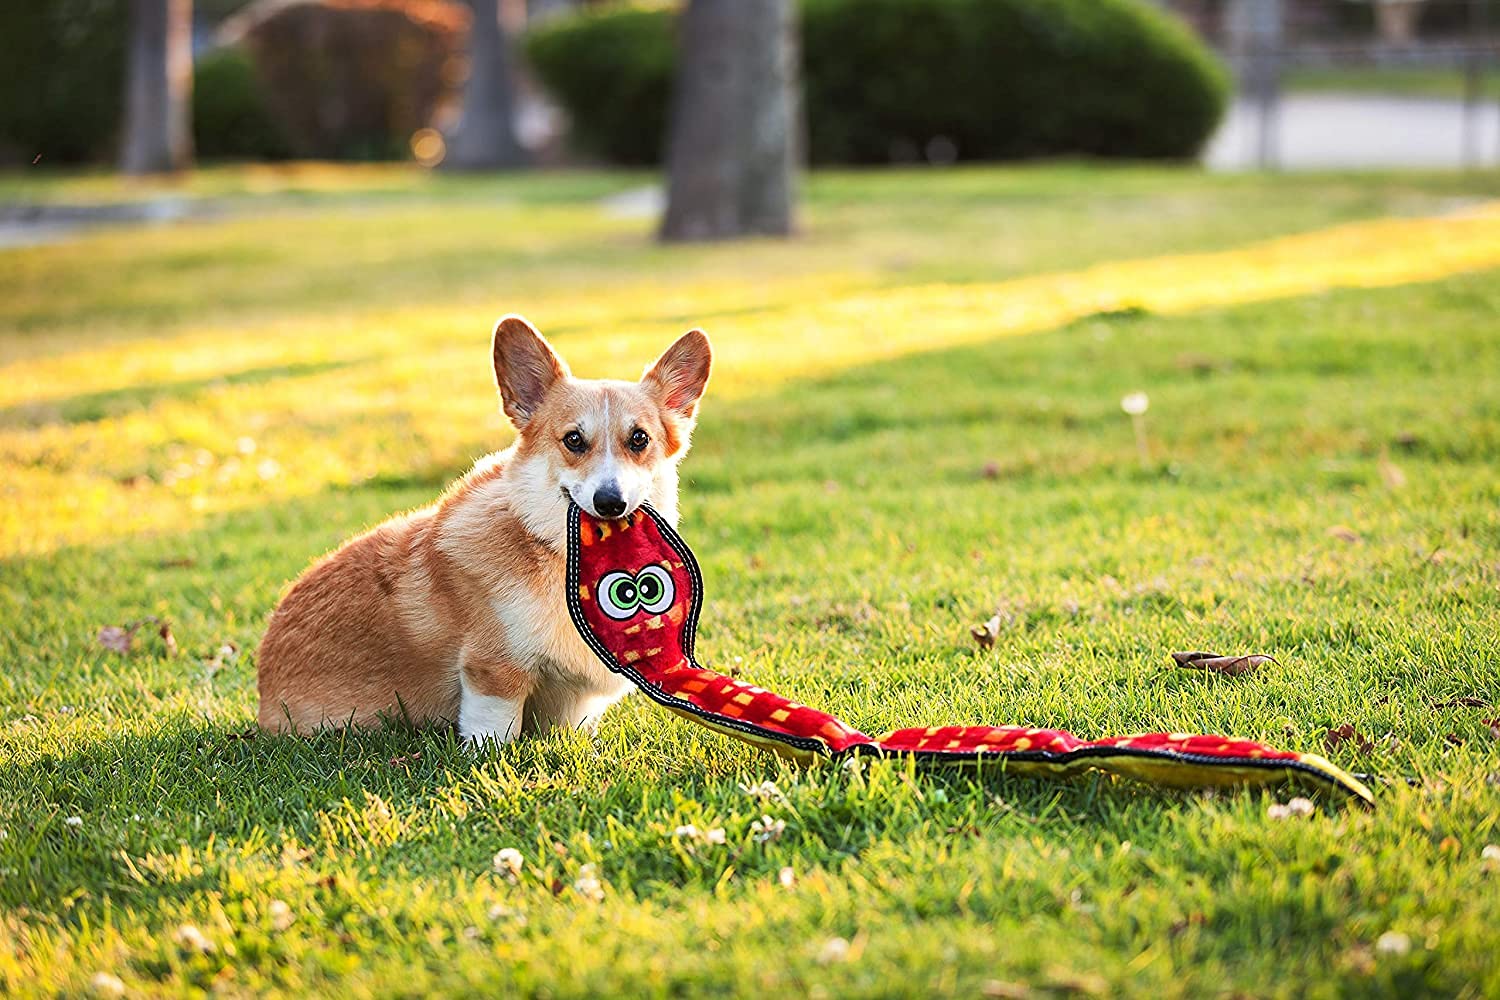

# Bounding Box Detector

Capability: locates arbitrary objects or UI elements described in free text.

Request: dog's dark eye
[562,430,587,454]
[628,428,650,452]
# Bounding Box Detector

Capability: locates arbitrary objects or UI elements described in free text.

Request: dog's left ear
[642,329,712,419]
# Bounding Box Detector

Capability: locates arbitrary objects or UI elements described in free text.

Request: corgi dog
[256,315,712,743]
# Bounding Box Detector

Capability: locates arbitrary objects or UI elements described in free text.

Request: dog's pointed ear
[492,315,568,429]
[642,329,712,419]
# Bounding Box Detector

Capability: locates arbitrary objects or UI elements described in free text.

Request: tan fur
[256,317,711,741]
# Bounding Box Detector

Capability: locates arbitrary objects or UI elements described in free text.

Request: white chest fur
[490,575,619,692]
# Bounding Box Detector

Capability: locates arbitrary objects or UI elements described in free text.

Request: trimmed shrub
[231,0,469,160]
[524,5,676,166]
[0,0,128,165]
[193,48,295,161]
[524,0,1229,166]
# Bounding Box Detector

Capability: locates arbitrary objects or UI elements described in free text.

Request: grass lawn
[2,164,1499,997]
[1283,65,1483,102]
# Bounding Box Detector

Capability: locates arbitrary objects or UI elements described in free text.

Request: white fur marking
[459,669,525,746]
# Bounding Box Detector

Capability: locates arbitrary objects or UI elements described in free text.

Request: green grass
[2,164,1499,997]
[1284,65,1483,101]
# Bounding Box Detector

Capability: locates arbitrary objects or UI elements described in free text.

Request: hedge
[524,0,1230,166]
[194,48,295,162]
[524,4,677,166]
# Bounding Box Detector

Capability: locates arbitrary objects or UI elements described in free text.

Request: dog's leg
[522,681,631,737]
[459,656,532,746]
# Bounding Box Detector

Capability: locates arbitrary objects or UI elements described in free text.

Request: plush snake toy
[566,503,1375,808]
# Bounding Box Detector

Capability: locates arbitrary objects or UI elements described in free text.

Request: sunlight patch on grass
[5,202,1500,557]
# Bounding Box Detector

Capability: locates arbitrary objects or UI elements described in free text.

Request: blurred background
[1,0,1496,247]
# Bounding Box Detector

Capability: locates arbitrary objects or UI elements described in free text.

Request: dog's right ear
[492,315,569,429]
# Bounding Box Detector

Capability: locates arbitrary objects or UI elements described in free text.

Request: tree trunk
[120,0,193,174]
[659,0,797,242]
[736,0,797,236]
[444,0,526,170]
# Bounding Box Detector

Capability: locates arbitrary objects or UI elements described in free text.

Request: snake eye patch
[594,564,676,620]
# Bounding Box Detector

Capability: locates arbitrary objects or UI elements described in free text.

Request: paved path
[1207,94,1500,170]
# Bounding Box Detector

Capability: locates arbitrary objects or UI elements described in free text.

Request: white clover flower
[1286,797,1315,817]
[1266,803,1291,820]
[751,815,787,844]
[703,827,727,846]
[64,816,83,827]
[572,864,605,903]
[173,924,214,954]
[778,866,796,888]
[1120,392,1149,416]
[89,972,126,997]
[1482,843,1500,864]
[739,780,787,804]
[672,824,701,840]
[493,847,524,881]
[816,937,850,965]
[268,899,295,931]
[1375,931,1411,957]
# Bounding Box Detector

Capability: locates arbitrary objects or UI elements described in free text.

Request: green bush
[524,5,676,166]
[0,0,128,165]
[193,48,294,162]
[524,0,1229,166]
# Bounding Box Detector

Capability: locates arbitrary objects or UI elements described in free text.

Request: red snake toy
[566,503,1374,807]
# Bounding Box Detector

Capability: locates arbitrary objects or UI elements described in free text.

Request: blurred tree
[121,0,194,173]
[659,0,797,242]
[444,0,526,169]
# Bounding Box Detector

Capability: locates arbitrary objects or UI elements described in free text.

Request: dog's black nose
[593,484,627,518]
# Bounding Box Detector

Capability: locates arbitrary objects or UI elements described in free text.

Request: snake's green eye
[595,566,674,620]
[636,565,675,614]
[597,571,639,620]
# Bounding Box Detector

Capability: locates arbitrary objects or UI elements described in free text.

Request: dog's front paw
[458,687,524,750]
[461,726,518,751]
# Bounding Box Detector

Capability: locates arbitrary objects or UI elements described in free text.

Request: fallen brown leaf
[1171,650,1276,676]
[981,461,1001,480]
[1431,697,1491,709]
[96,617,176,657]
[156,620,178,657]
[96,625,133,654]
[1323,724,1375,755]
[970,615,1001,650]
[1484,719,1500,741]
[1328,525,1361,544]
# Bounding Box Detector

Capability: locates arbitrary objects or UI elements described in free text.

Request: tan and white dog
[256,315,711,744]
